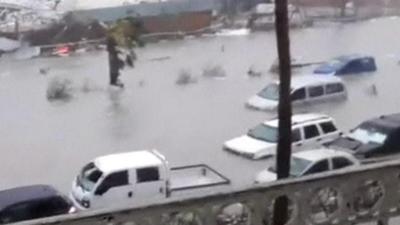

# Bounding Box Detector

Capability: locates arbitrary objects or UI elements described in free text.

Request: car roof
[274,75,343,90]
[264,113,332,127]
[335,54,373,62]
[268,74,343,89]
[94,150,165,174]
[293,148,352,162]
[360,113,400,131]
[0,185,61,211]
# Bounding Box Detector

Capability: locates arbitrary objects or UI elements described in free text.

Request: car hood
[246,95,278,110]
[254,169,277,183]
[328,137,381,154]
[224,135,276,154]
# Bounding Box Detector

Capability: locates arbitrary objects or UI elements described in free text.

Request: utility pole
[273,0,292,224]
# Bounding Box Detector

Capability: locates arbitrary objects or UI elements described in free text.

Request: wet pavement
[1,16,400,203]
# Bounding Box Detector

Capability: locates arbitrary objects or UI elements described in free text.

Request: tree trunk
[272,0,292,224]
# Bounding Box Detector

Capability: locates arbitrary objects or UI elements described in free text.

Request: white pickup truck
[70,150,230,210]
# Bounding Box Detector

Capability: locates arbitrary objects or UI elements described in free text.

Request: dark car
[0,185,75,224]
[326,113,400,160]
[314,55,377,75]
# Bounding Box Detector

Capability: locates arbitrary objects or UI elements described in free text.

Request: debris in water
[247,66,262,77]
[202,65,226,79]
[46,76,73,101]
[39,67,50,75]
[138,80,145,87]
[176,70,197,85]
[370,84,378,96]
[149,56,171,62]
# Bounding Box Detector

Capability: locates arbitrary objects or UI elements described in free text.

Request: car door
[303,159,330,175]
[133,167,165,203]
[290,88,306,106]
[325,82,346,100]
[92,170,132,209]
[291,128,304,152]
[317,120,340,143]
[0,202,35,223]
[332,157,354,171]
[302,124,324,148]
[379,131,400,157]
[307,85,325,103]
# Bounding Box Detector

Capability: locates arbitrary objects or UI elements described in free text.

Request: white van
[223,113,342,159]
[70,150,230,210]
[246,75,347,111]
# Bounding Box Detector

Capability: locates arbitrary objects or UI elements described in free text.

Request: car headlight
[82,199,90,208]
[69,206,77,214]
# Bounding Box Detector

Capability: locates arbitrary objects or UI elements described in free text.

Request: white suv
[223,113,342,159]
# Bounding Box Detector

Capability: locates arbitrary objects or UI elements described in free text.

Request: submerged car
[314,55,377,75]
[0,185,75,224]
[254,149,359,183]
[326,113,400,160]
[246,75,346,111]
[223,113,341,159]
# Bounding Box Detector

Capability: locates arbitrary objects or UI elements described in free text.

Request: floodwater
[1,16,400,199]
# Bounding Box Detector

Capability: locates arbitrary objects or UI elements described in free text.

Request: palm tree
[272,0,292,224]
[106,18,143,87]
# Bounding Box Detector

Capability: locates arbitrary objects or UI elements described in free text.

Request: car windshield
[347,122,389,145]
[248,124,278,143]
[268,156,312,177]
[327,59,347,70]
[77,162,103,192]
[348,128,387,145]
[257,84,279,100]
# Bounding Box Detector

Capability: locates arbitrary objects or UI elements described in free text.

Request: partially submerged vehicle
[223,113,341,159]
[246,75,347,111]
[314,55,377,75]
[70,150,230,210]
[326,113,400,161]
[0,185,75,224]
[254,149,359,183]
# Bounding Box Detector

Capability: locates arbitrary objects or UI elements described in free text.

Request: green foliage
[107,17,144,49]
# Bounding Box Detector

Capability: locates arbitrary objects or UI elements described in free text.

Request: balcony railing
[17,160,400,225]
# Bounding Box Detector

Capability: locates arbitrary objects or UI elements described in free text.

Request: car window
[96,170,129,195]
[326,83,344,94]
[308,86,324,97]
[305,160,329,175]
[137,167,160,183]
[332,157,353,169]
[291,88,306,101]
[292,129,301,142]
[304,125,320,139]
[319,121,337,134]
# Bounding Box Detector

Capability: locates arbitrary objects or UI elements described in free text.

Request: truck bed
[169,164,230,192]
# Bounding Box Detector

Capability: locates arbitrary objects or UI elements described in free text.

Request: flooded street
[1,16,400,196]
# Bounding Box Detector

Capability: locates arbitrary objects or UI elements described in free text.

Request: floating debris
[247,66,262,77]
[202,65,226,78]
[369,84,378,96]
[138,80,145,87]
[176,70,197,85]
[39,67,50,75]
[148,56,171,62]
[46,76,73,101]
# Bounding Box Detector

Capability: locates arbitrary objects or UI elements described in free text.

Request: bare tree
[273,0,292,224]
